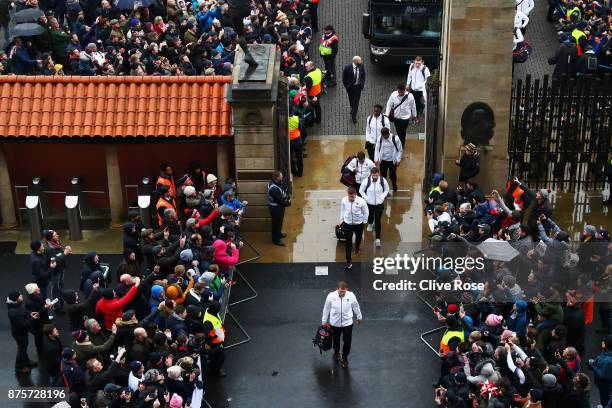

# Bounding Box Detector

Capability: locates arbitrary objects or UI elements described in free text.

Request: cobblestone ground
[310,0,425,137]
[513,0,557,80]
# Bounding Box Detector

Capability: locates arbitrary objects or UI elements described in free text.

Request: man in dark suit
[342,56,366,123]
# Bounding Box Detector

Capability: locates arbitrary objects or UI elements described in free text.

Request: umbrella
[12,8,44,24]
[477,238,520,263]
[114,0,157,10]
[10,22,46,38]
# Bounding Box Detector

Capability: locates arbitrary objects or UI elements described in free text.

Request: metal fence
[509,74,612,191]
[423,82,439,193]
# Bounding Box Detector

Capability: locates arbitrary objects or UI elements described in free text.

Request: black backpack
[313,324,332,353]
[363,176,386,194]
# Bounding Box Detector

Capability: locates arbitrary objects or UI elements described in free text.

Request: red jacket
[212,239,239,272]
[196,209,219,229]
[95,286,138,329]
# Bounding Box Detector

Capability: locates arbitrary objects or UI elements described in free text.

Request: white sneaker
[375,239,381,247]
[366,224,373,232]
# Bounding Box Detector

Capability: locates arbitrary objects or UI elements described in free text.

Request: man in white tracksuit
[322,281,362,368]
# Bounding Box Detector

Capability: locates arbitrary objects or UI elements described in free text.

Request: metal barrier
[221,237,262,350]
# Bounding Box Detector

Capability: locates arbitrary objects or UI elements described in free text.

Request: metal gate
[423,84,439,192]
[509,74,612,191]
[275,78,290,178]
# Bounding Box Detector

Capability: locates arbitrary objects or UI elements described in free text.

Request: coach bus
[362,0,442,67]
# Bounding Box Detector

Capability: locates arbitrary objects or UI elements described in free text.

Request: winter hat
[263,34,272,42]
[199,271,216,285]
[151,285,164,298]
[165,285,180,299]
[542,373,557,387]
[447,304,458,314]
[128,361,142,372]
[62,290,77,305]
[62,347,75,360]
[206,174,217,184]
[485,314,503,326]
[183,186,196,196]
[149,352,163,365]
[180,249,193,263]
[167,365,182,380]
[560,32,571,43]
[169,393,183,408]
[529,388,543,402]
[538,189,549,200]
[122,310,136,321]
[103,383,121,394]
[72,330,87,342]
[584,225,597,236]
[143,369,160,384]
[501,330,515,342]
[30,240,42,252]
[152,245,163,256]
[8,291,20,302]
[25,283,38,295]
[43,229,54,240]
[130,18,140,27]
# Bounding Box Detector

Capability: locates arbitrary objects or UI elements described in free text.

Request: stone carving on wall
[460,102,495,146]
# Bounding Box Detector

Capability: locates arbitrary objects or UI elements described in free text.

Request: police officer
[268,171,291,246]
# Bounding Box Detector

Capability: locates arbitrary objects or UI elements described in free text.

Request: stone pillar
[437,0,514,193]
[227,44,280,232]
[105,145,124,228]
[0,145,17,229]
[216,142,231,183]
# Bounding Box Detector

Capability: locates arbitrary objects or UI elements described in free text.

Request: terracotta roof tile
[0,75,232,138]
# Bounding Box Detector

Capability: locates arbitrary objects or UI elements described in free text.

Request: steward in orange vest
[156,163,176,197]
[156,186,177,227]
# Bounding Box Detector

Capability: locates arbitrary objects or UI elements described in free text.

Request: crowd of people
[424,154,612,406]
[0,0,321,76]
[8,162,245,407]
[542,0,611,77]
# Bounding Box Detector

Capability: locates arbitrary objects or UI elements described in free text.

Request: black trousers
[380,160,398,191]
[346,86,362,119]
[331,324,353,358]
[312,98,321,124]
[13,333,31,370]
[393,118,410,146]
[344,223,364,262]
[269,206,285,243]
[309,2,319,31]
[365,141,375,161]
[412,90,424,116]
[367,203,384,239]
[208,346,226,375]
[322,55,336,85]
[290,138,303,176]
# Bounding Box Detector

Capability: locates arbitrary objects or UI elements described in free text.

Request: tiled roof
[0,75,232,138]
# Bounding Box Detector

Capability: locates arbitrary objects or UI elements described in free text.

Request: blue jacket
[593,350,612,386]
[507,300,528,338]
[11,45,37,74]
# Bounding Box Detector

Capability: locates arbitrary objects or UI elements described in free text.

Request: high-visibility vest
[156,197,176,227]
[429,186,442,196]
[306,68,322,97]
[319,33,338,56]
[572,29,586,56]
[156,175,176,197]
[566,6,581,21]
[289,115,301,140]
[506,181,525,211]
[439,329,465,355]
[203,310,225,344]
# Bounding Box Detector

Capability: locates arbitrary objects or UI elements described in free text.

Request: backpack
[364,176,386,194]
[513,41,532,63]
[378,134,399,152]
[313,324,332,353]
[367,114,389,130]
[408,63,427,81]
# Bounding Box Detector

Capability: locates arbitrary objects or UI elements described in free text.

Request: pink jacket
[212,239,239,272]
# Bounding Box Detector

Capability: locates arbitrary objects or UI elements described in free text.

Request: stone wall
[438,0,515,193]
